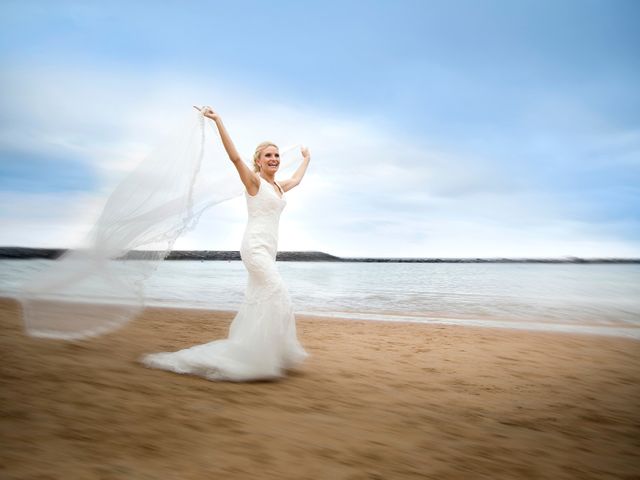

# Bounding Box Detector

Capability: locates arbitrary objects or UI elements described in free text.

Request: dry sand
[1,297,639,479]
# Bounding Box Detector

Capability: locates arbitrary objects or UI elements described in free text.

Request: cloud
[0,190,106,248]
[0,62,638,257]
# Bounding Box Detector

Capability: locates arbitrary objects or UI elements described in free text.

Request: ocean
[1,259,639,339]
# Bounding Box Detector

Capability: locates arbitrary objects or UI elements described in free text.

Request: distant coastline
[0,247,638,263]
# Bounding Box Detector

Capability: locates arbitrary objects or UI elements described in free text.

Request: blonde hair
[253,141,278,173]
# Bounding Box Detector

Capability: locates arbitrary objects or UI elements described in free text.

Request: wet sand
[1,297,639,479]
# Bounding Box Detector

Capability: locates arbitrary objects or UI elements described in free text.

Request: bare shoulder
[231,159,260,195]
[245,172,260,196]
[248,171,260,188]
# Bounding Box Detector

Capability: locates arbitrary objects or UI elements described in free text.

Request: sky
[0,0,639,258]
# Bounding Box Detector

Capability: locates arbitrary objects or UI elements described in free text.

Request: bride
[140,106,311,381]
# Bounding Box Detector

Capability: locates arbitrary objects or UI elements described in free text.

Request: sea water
[1,260,639,338]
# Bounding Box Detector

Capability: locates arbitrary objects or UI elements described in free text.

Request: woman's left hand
[301,145,310,160]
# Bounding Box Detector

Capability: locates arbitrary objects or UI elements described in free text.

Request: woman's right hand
[193,105,219,121]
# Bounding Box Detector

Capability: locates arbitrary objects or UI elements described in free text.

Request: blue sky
[1,0,639,257]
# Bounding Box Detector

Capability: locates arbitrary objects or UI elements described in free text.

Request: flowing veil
[16,108,305,340]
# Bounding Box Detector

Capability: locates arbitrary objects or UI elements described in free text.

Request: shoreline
[5,295,639,341]
[2,297,639,478]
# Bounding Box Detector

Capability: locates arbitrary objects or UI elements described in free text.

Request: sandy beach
[1,296,638,479]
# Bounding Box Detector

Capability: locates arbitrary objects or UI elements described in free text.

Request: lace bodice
[246,176,286,215]
[242,176,286,260]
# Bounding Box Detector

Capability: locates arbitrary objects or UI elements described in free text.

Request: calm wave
[2,260,639,338]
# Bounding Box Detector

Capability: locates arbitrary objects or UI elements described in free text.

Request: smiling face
[259,145,280,173]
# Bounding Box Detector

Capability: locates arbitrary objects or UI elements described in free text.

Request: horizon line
[0,246,638,262]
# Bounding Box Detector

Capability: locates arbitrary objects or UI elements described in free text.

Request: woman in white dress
[140,106,311,381]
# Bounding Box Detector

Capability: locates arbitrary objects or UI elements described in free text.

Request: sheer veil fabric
[17,108,305,341]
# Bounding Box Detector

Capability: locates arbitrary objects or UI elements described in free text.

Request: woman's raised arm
[194,106,242,163]
[280,146,311,192]
[193,105,258,194]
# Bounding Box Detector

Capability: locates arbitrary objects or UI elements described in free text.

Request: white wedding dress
[140,176,309,381]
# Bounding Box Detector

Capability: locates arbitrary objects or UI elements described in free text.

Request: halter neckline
[259,176,284,199]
